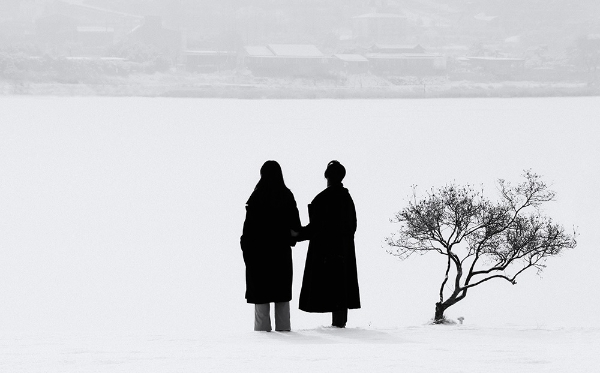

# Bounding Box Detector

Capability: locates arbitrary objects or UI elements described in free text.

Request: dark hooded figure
[240,160,301,332]
[297,160,360,328]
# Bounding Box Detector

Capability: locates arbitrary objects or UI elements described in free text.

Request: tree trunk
[434,302,446,323]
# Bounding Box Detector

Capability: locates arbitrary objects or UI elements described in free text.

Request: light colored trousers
[254,302,290,332]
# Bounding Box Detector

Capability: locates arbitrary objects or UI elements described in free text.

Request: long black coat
[299,184,361,312]
[240,187,301,304]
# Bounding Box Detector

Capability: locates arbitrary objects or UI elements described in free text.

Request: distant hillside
[81,0,600,44]
[6,0,600,54]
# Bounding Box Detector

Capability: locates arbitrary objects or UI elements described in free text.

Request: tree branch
[386,170,577,320]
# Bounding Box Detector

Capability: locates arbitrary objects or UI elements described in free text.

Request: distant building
[366,53,447,75]
[465,57,525,73]
[34,1,144,56]
[334,54,370,74]
[361,44,446,75]
[35,15,120,56]
[125,16,182,62]
[183,50,237,72]
[52,0,143,41]
[370,44,426,54]
[77,26,115,48]
[242,42,446,77]
[352,12,407,45]
[243,44,332,76]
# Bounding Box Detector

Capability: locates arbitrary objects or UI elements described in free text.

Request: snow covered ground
[2,326,598,372]
[1,96,599,371]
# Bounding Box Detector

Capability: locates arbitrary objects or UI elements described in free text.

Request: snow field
[1,326,598,372]
[1,96,599,372]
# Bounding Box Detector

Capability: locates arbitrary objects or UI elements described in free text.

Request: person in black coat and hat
[240,160,302,332]
[297,160,361,328]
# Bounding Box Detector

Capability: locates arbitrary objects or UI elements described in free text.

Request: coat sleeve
[294,198,312,243]
[240,205,254,253]
[347,194,357,235]
[296,192,325,242]
[289,196,302,246]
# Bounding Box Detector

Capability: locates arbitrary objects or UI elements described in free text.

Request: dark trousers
[332,309,348,328]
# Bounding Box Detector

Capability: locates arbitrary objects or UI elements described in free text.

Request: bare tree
[386,170,577,324]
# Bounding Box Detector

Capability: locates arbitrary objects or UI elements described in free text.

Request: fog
[1,2,600,371]
[1,96,599,335]
[1,0,600,96]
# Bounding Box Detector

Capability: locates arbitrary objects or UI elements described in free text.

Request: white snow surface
[1,96,599,371]
[2,326,598,372]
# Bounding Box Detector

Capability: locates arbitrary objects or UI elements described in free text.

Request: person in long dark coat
[297,160,360,328]
[240,160,301,332]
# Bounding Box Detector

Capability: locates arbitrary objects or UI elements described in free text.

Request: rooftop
[353,12,406,19]
[185,50,236,56]
[244,46,274,57]
[77,26,115,33]
[334,54,369,62]
[267,44,324,57]
[373,44,423,50]
[467,57,525,61]
[365,53,442,59]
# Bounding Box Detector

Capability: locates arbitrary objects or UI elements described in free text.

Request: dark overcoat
[299,184,361,312]
[240,187,301,304]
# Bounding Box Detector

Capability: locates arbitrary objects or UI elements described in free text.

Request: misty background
[2,3,600,372]
[1,0,600,96]
[1,95,599,335]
